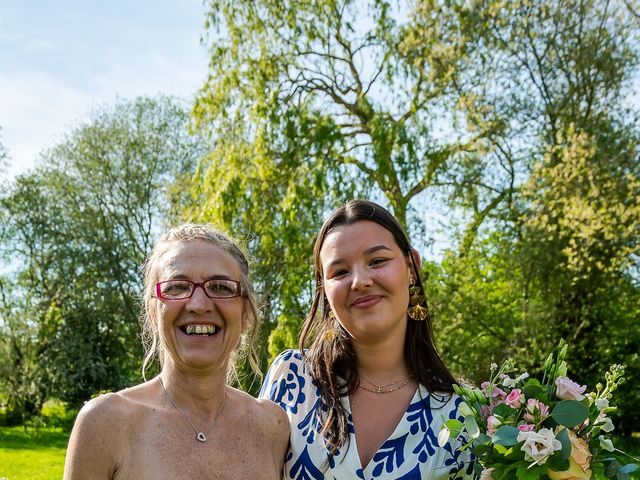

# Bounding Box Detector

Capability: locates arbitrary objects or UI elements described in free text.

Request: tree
[0,96,205,415]
[192,0,507,374]
[428,0,640,431]
[191,0,640,424]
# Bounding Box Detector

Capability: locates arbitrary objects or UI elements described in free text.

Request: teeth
[185,325,217,335]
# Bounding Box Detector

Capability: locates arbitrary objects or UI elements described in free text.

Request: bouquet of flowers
[439,340,638,479]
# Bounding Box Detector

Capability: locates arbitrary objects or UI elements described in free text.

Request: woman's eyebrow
[163,273,234,280]
[324,245,393,269]
[363,245,392,255]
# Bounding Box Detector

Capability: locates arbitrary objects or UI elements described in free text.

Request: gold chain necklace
[159,377,226,442]
[359,374,413,394]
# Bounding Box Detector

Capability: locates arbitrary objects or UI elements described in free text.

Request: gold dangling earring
[323,310,339,341]
[407,284,429,321]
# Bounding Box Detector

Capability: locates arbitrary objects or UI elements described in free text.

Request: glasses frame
[155,279,244,300]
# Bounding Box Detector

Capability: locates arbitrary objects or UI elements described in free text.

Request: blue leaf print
[267,357,307,414]
[406,395,431,435]
[371,433,408,477]
[394,463,422,480]
[289,446,325,480]
[298,398,324,445]
[407,395,439,461]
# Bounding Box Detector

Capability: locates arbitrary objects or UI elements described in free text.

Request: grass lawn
[0,426,68,480]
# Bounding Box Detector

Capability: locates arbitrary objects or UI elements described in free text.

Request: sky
[0,0,209,178]
[1,3,638,185]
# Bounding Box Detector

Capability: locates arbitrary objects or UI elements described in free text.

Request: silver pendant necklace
[159,377,226,443]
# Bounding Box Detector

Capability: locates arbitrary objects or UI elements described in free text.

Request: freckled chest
[115,404,282,480]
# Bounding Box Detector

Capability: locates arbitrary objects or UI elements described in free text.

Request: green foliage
[0,96,204,415]
[40,399,78,431]
[425,0,640,433]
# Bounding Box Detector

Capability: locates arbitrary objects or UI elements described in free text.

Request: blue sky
[0,0,209,177]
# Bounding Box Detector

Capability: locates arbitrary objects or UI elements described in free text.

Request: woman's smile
[350,295,383,309]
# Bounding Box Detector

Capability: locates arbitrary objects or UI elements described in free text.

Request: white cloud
[0,73,95,176]
[0,0,208,179]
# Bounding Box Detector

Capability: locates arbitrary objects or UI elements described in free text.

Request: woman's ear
[409,249,421,280]
[241,300,251,333]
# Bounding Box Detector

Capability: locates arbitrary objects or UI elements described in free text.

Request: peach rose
[547,429,592,480]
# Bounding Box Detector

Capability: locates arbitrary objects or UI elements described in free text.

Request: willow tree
[191,0,503,367]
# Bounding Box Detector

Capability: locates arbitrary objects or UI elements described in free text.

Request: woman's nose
[185,285,214,313]
[351,265,373,290]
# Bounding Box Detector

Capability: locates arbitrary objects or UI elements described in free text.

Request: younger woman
[261,200,472,479]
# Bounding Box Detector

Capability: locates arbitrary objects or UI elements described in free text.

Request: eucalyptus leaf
[492,426,520,447]
[550,400,589,427]
[555,427,572,461]
[618,463,639,473]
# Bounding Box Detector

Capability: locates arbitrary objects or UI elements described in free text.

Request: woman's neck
[159,363,227,415]
[353,338,409,384]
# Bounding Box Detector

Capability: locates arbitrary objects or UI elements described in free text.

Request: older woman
[64,224,289,479]
[260,200,472,479]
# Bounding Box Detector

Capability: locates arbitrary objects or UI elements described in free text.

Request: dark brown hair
[298,199,457,454]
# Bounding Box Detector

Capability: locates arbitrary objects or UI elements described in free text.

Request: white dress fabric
[260,350,474,480]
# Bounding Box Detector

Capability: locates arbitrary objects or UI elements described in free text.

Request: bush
[40,399,78,431]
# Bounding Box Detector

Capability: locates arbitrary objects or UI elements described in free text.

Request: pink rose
[524,398,550,423]
[518,423,535,432]
[539,402,549,417]
[487,415,502,435]
[555,376,587,401]
[505,389,524,408]
[480,468,495,480]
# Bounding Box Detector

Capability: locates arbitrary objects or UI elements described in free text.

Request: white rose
[555,376,587,401]
[517,428,562,465]
[480,468,495,480]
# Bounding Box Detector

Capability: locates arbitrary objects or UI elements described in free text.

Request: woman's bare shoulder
[76,391,130,423]
[72,381,157,439]
[230,388,290,435]
[64,392,133,479]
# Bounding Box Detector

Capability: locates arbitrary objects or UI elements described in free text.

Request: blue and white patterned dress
[260,350,474,480]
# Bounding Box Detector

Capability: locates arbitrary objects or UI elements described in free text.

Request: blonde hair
[139,223,260,383]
